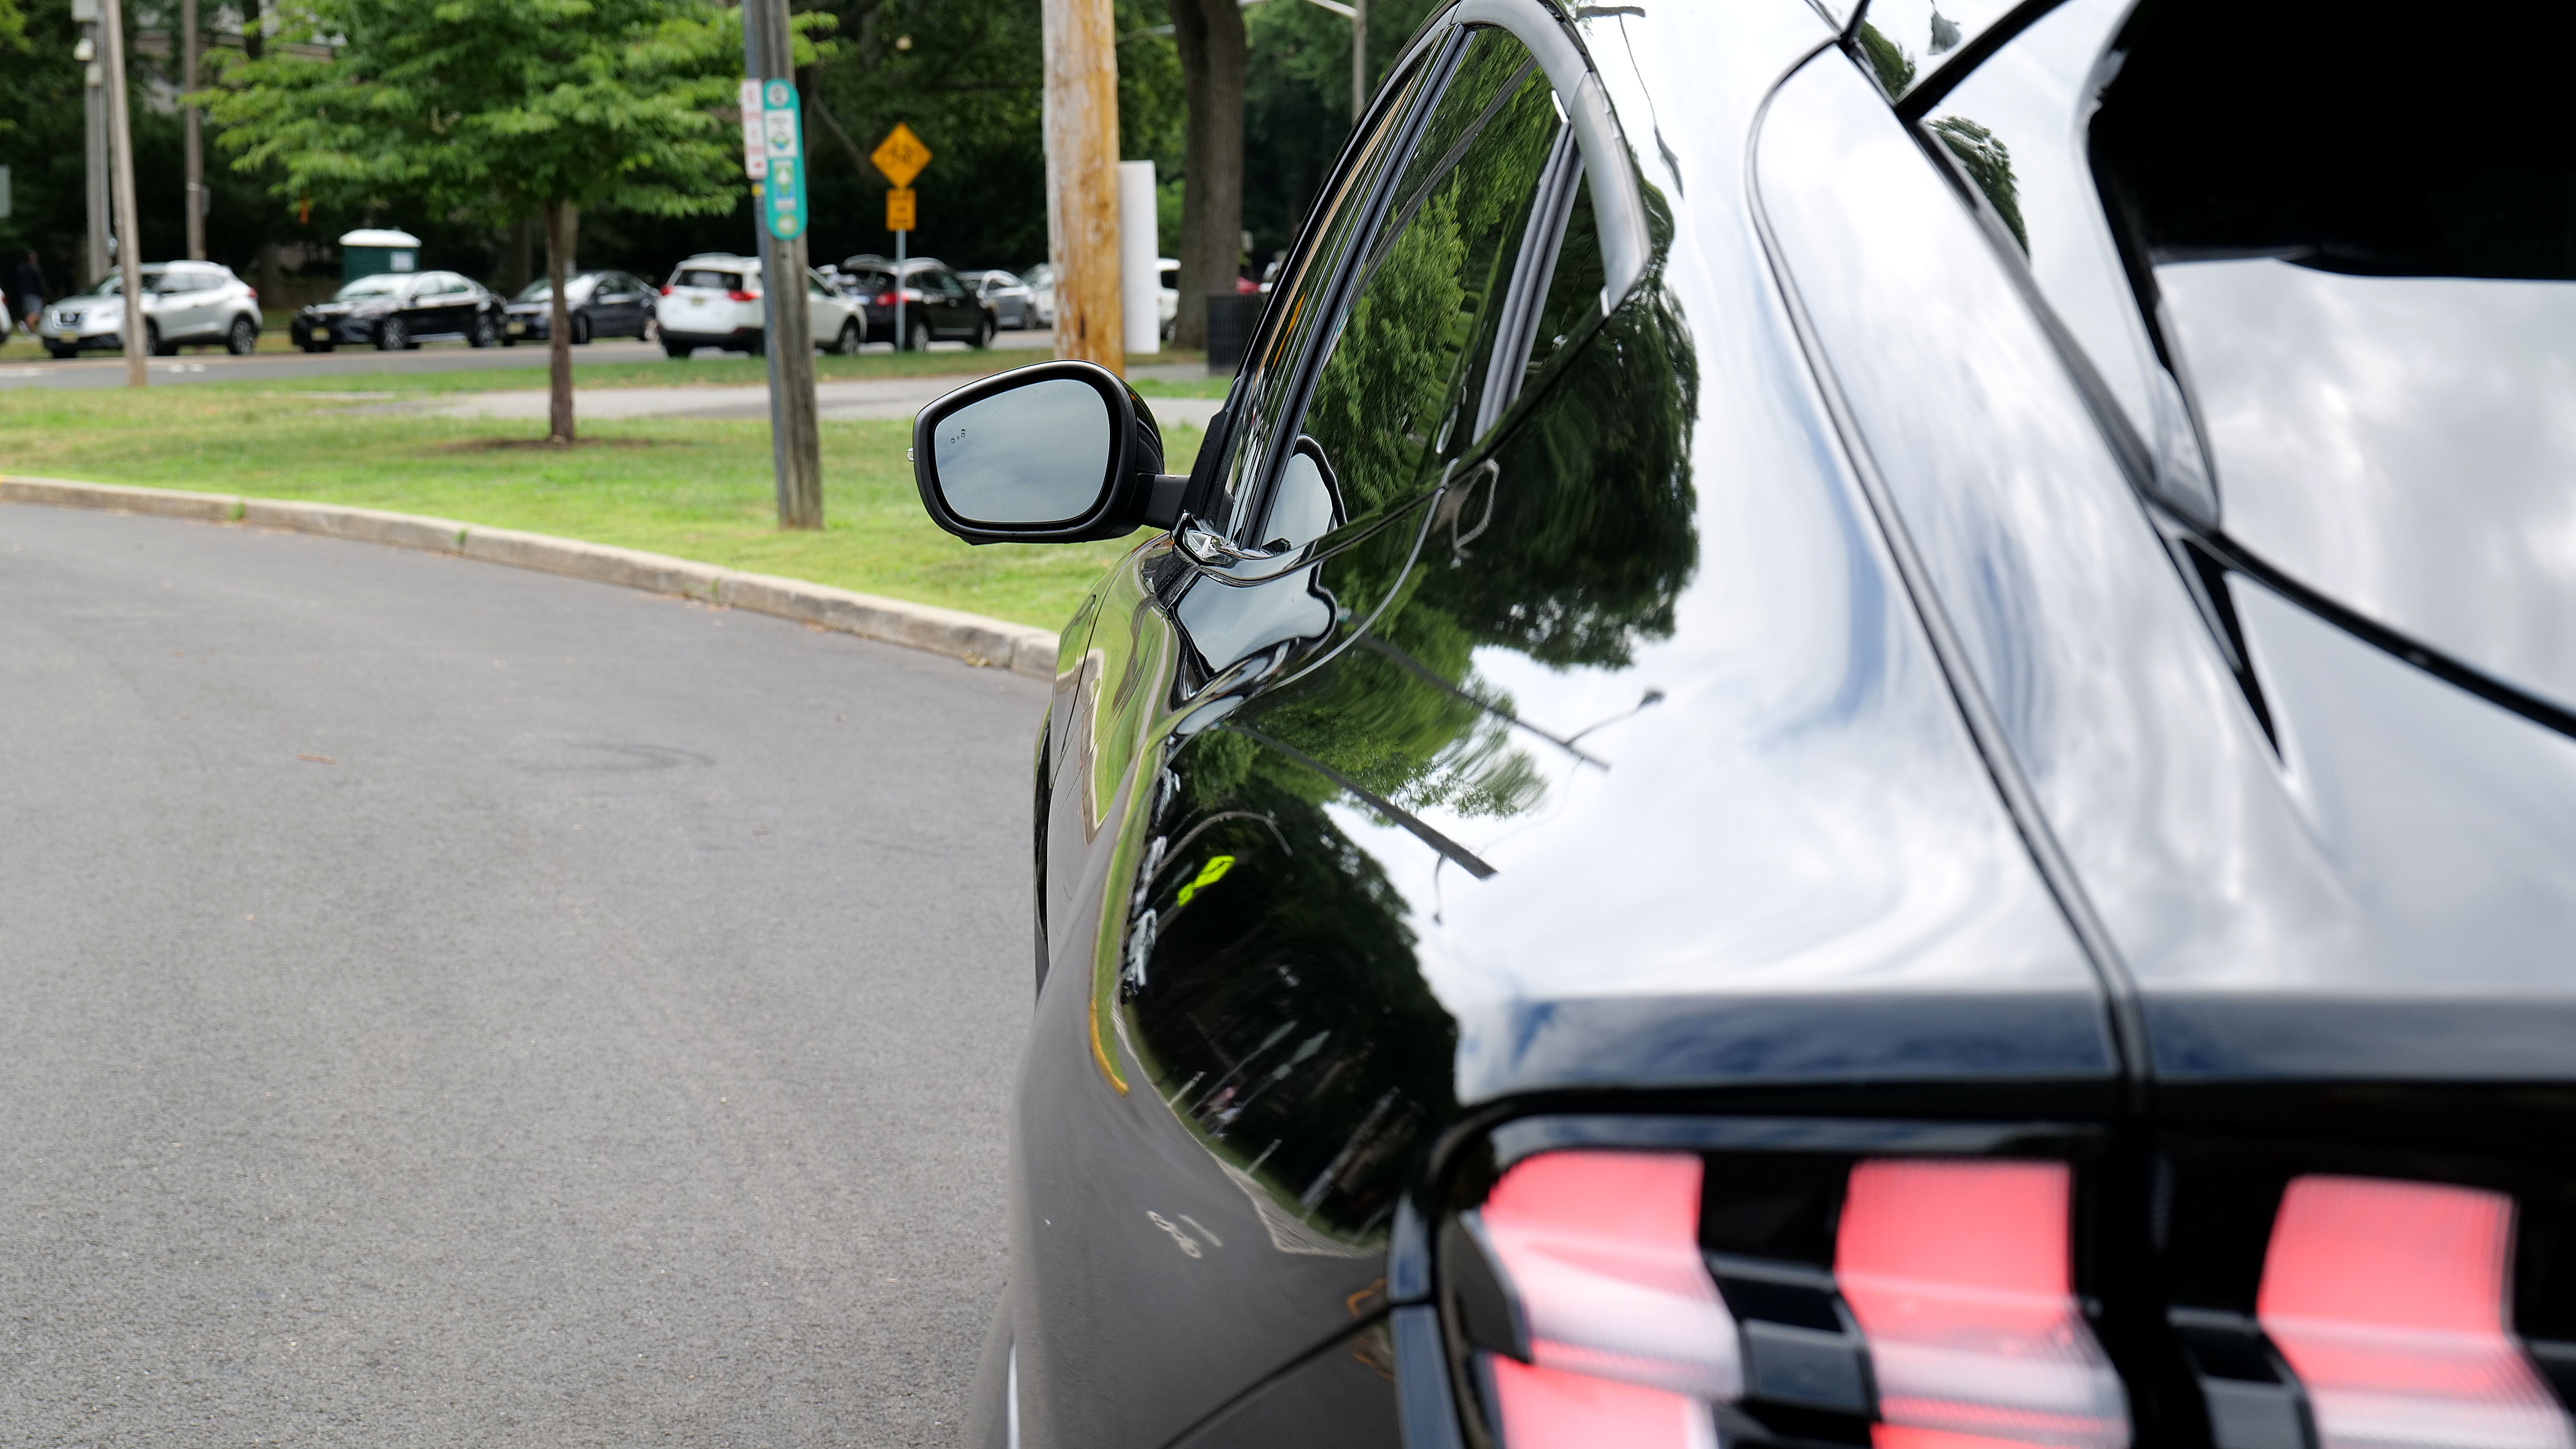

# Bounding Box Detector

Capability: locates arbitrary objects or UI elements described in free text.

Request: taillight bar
[1457,1149,2127,1449]
[1446,1141,2576,1449]
[2257,1176,2570,1449]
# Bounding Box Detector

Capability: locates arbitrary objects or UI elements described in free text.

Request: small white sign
[739,79,768,180]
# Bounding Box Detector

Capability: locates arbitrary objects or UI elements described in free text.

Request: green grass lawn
[0,365,1215,631]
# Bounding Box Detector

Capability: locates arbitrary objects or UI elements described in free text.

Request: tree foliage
[201,0,750,228]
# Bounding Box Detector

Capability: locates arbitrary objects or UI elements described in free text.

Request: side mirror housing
[913,361,1185,545]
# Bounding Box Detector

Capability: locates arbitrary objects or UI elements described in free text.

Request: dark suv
[912,2,2576,1447]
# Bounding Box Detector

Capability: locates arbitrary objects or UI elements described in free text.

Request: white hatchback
[654,254,866,359]
[42,262,264,359]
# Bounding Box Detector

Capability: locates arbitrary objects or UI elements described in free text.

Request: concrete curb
[0,475,1060,681]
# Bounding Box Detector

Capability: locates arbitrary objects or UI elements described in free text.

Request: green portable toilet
[340,228,421,283]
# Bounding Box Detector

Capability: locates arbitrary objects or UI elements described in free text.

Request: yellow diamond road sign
[871,125,931,189]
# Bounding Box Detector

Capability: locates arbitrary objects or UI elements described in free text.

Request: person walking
[12,250,46,337]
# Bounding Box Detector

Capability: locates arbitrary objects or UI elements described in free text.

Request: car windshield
[335,275,408,300]
[511,279,553,302]
[674,268,743,291]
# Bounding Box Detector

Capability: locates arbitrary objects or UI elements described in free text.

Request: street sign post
[872,125,931,348]
[759,79,805,241]
[738,79,767,180]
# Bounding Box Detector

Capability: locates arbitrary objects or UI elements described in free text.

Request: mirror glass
[933,378,1115,525]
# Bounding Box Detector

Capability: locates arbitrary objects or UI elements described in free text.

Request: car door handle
[1175,517,1290,568]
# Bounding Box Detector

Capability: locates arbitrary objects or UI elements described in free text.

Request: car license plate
[507,320,526,334]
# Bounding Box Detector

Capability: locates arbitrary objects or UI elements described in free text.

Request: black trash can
[1204,293,1263,376]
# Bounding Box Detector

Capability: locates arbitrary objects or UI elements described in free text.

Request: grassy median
[0,354,1222,631]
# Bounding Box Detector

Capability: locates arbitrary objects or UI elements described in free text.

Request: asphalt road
[0,504,1046,1446]
[0,328,1053,390]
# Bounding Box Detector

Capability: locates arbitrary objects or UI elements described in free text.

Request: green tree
[202,0,755,443]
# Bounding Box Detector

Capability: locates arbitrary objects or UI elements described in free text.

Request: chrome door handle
[1175,517,1290,567]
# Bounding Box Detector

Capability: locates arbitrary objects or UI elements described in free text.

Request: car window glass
[1258,26,1566,542]
[1853,0,2023,99]
[1212,36,1447,537]
[1518,170,1606,389]
[2082,0,2576,712]
[676,269,740,291]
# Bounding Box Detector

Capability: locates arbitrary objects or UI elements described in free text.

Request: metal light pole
[76,0,109,286]
[743,0,822,529]
[100,0,146,386]
[182,0,205,260]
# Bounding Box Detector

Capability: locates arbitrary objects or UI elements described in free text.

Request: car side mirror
[913,361,1189,544]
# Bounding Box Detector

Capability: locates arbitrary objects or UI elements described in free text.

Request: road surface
[392,374,1225,428]
[0,328,1054,391]
[0,504,1047,1446]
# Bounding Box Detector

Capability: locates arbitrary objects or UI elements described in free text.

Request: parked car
[1021,261,1057,326]
[852,258,995,350]
[1154,256,1179,339]
[653,253,866,358]
[962,268,1038,329]
[292,271,503,352]
[502,270,659,345]
[40,262,262,358]
[911,2,2576,1448]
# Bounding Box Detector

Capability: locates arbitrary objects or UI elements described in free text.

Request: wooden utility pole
[101,0,145,387]
[182,0,204,260]
[744,0,822,529]
[1042,0,1122,374]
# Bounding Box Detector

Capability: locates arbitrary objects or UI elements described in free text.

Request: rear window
[672,269,742,292]
[2090,0,2576,711]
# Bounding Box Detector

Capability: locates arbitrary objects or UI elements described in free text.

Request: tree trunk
[501,216,534,296]
[242,0,264,60]
[544,200,576,444]
[1171,0,1247,353]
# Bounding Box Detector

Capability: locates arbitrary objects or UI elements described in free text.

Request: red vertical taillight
[1835,1160,2129,1449]
[2257,1175,2572,1449]
[1475,1151,1740,1449]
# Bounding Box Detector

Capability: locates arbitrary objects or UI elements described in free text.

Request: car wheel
[469,312,498,349]
[45,344,75,360]
[641,316,659,344]
[147,322,175,357]
[904,318,929,352]
[830,319,860,355]
[571,313,592,346]
[376,316,410,352]
[662,339,692,360]
[226,316,258,355]
[972,314,996,350]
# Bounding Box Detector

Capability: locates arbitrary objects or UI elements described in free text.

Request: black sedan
[911,1,2576,1447]
[292,271,504,352]
[853,258,995,350]
[501,270,659,345]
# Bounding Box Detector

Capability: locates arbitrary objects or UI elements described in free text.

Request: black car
[501,270,658,345]
[911,1,2576,1447]
[292,271,504,352]
[848,256,994,350]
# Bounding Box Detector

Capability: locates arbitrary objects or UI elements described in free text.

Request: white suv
[654,253,866,359]
[42,262,264,359]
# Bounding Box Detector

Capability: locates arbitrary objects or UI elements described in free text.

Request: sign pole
[101,0,146,388]
[744,0,821,530]
[871,128,930,353]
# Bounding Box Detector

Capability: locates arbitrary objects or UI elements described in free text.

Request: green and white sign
[759,79,806,241]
